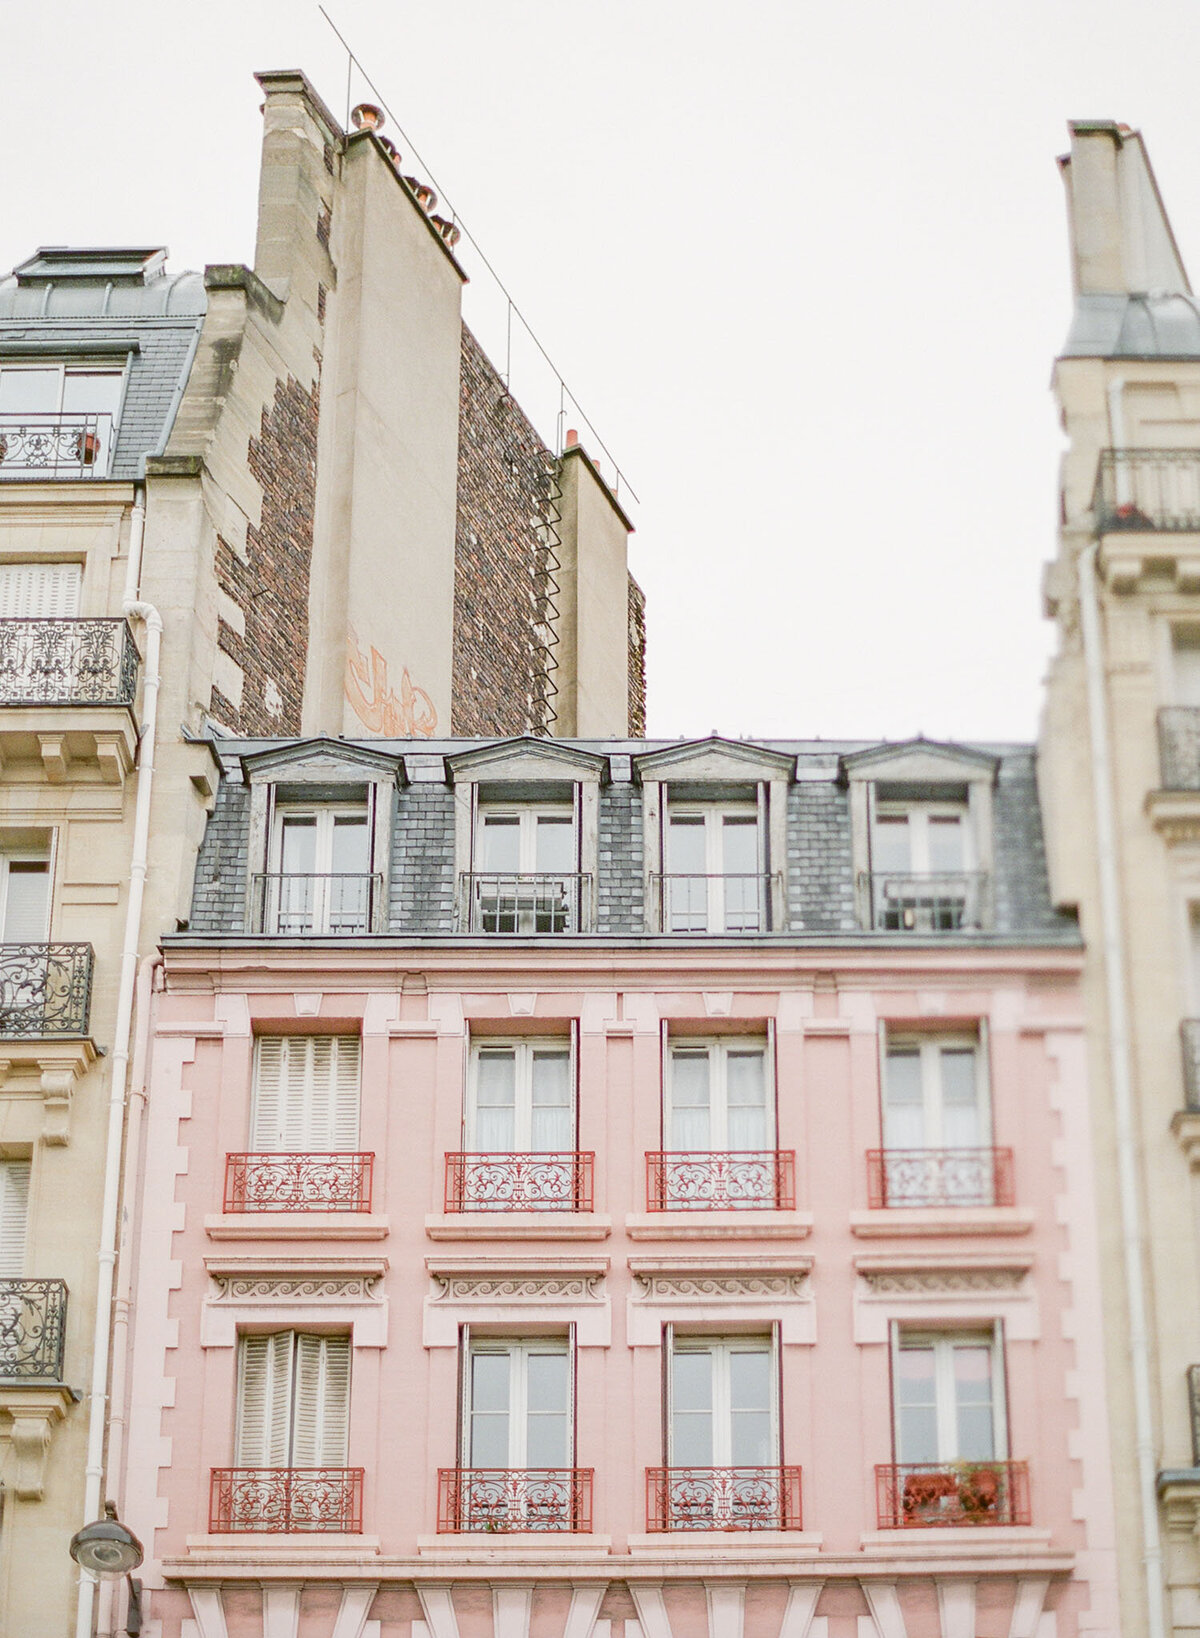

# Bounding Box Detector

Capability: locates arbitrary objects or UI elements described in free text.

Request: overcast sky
[3,0,1198,743]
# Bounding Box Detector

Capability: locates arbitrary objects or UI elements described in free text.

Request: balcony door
[0,850,50,942]
[468,1040,573,1153]
[474,808,576,932]
[268,807,371,934]
[665,808,760,932]
[893,1331,1004,1465]
[0,1160,30,1277]
[667,1040,771,1151]
[0,366,124,474]
[668,1336,776,1468]
[881,1036,991,1204]
[249,1036,361,1151]
[235,1330,351,1467]
[465,1339,572,1469]
[0,564,81,619]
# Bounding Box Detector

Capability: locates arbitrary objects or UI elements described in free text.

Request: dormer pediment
[634,737,795,785]
[446,738,608,786]
[840,739,998,788]
[239,739,402,787]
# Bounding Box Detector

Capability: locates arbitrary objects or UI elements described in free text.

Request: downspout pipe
[1078,538,1166,1638]
[74,597,162,1638]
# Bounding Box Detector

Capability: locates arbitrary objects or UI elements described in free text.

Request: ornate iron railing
[646,1149,795,1211]
[0,1279,68,1381]
[1182,1021,1200,1111]
[1094,448,1200,533]
[0,618,139,707]
[223,1152,374,1213]
[860,871,989,932]
[1159,710,1200,791]
[1188,1365,1200,1466]
[876,1461,1030,1528]
[654,873,772,933]
[437,1467,593,1532]
[209,1468,364,1532]
[646,1466,802,1531]
[444,1151,594,1212]
[0,413,114,479]
[250,873,384,936]
[0,943,93,1038]
[459,872,591,933]
[867,1147,1015,1209]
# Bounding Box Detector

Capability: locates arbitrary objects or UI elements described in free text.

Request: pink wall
[119,946,1119,1638]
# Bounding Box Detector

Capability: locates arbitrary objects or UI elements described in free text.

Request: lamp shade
[69,1515,144,1577]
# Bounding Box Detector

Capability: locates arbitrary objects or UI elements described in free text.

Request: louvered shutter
[249,1039,285,1150]
[330,1038,361,1148]
[236,1332,294,1466]
[291,1334,351,1465]
[0,563,81,618]
[251,1037,361,1151]
[0,1161,30,1276]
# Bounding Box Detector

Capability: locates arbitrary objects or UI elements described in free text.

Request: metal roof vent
[12,247,168,286]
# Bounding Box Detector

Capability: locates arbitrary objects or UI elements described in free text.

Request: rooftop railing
[209,1467,364,1533]
[646,1465,802,1531]
[876,1460,1030,1528]
[0,943,93,1038]
[0,413,113,479]
[654,872,773,934]
[1094,448,1200,533]
[866,1147,1015,1209]
[437,1467,593,1532]
[646,1150,796,1211]
[0,1279,67,1382]
[860,871,989,932]
[223,1153,374,1213]
[0,618,138,708]
[459,872,591,934]
[1159,710,1200,791]
[444,1151,594,1212]
[250,873,384,936]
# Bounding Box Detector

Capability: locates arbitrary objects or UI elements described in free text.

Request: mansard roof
[446,737,609,784]
[840,738,999,784]
[633,735,795,783]
[238,737,402,785]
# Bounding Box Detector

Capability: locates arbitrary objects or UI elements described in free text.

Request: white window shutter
[0,563,81,619]
[0,1160,31,1276]
[292,1334,351,1466]
[249,1039,285,1150]
[281,1038,315,1149]
[236,1332,295,1466]
[331,1038,361,1148]
[252,1037,361,1151]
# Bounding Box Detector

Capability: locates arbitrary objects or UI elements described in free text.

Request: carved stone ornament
[633,1271,809,1300]
[430,1273,605,1302]
[859,1268,1026,1295]
[211,1275,381,1301]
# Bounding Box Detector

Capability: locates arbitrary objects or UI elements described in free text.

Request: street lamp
[69,1503,144,1635]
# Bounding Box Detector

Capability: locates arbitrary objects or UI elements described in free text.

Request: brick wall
[210,373,319,734]
[452,324,557,737]
[627,575,647,736]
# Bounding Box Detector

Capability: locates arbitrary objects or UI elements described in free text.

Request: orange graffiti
[345,626,438,737]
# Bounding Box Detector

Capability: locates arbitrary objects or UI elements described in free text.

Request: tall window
[0,846,50,942]
[872,806,970,876]
[893,1330,1004,1465]
[665,807,762,932]
[468,1039,573,1152]
[250,1037,361,1151]
[868,800,979,931]
[472,807,577,932]
[1172,628,1200,706]
[266,807,372,934]
[235,1331,351,1467]
[0,563,81,619]
[0,1160,30,1276]
[666,1039,771,1151]
[668,1335,776,1468]
[464,1338,572,1469]
[0,365,124,474]
[877,1034,997,1206]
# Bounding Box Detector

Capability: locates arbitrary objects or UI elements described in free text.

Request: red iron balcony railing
[223,1152,374,1213]
[866,1147,1015,1209]
[646,1150,796,1211]
[646,1465,802,1531]
[444,1151,594,1212]
[209,1467,364,1532]
[437,1467,593,1532]
[876,1461,1030,1528]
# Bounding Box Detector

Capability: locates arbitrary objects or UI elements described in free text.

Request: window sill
[625,1530,822,1557]
[625,1211,813,1242]
[858,1525,1057,1558]
[416,1533,612,1558]
[849,1208,1035,1239]
[176,1535,382,1560]
[425,1213,612,1242]
[205,1212,389,1242]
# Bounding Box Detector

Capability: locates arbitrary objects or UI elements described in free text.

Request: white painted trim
[492,1584,533,1638]
[563,1583,607,1638]
[261,1583,302,1638]
[861,1580,907,1638]
[417,1585,461,1638]
[330,1585,380,1638]
[705,1581,745,1638]
[1007,1576,1050,1638]
[778,1582,822,1638]
[187,1587,229,1638]
[630,1582,673,1638]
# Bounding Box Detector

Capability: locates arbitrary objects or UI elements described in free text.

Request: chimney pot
[565,428,579,448]
[351,103,385,132]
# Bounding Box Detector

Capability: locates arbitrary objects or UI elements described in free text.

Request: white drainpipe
[1077,536,1166,1638]
[74,589,162,1638]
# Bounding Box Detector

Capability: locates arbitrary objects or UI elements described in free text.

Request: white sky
[3,0,1199,744]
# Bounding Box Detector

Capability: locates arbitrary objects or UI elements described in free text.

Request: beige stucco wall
[553,445,633,738]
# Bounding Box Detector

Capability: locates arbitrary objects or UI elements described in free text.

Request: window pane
[896,1346,938,1463]
[481,816,520,872]
[534,816,574,874]
[61,370,123,415]
[953,1346,995,1461]
[2,860,49,941]
[672,1350,713,1466]
[0,368,59,413]
[873,816,911,873]
[928,816,965,873]
[670,1050,711,1150]
[883,1049,925,1149]
[730,1347,774,1462]
[667,816,706,873]
[730,1409,772,1465]
[331,816,369,873]
[279,816,317,873]
[530,1050,572,1152]
[470,1353,510,1466]
[941,1048,981,1148]
[721,817,758,875]
[474,1050,516,1149]
[726,1051,769,1149]
[525,1352,569,1465]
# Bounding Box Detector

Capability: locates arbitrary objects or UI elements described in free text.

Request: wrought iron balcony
[860,871,989,932]
[646,1150,796,1211]
[1182,1022,1200,1111]
[876,1460,1030,1528]
[0,618,139,708]
[459,872,591,934]
[1094,448,1200,533]
[250,872,384,936]
[646,1465,802,1531]
[223,1152,374,1213]
[437,1467,593,1532]
[0,413,114,479]
[444,1151,594,1212]
[867,1147,1015,1209]
[1159,710,1200,791]
[655,873,772,934]
[209,1467,364,1533]
[0,1279,67,1382]
[0,943,93,1038]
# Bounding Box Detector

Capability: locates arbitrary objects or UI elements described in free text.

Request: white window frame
[473,806,577,874]
[460,1332,575,1468]
[871,803,974,875]
[267,803,373,935]
[234,1329,352,1467]
[664,1036,774,1151]
[880,1030,990,1151]
[0,361,128,475]
[465,1035,576,1151]
[249,1035,361,1151]
[0,1159,31,1277]
[0,845,52,942]
[666,1331,780,1467]
[664,804,763,933]
[891,1326,1008,1464]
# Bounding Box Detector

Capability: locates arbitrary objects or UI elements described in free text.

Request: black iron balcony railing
[1159,710,1200,791]
[646,1465,802,1531]
[437,1467,593,1532]
[0,413,114,479]
[860,871,989,932]
[209,1467,364,1532]
[223,1152,374,1213]
[0,943,93,1038]
[459,872,591,933]
[0,618,139,708]
[654,872,773,933]
[444,1151,594,1212]
[1182,1022,1200,1112]
[0,1279,68,1382]
[876,1460,1030,1528]
[867,1147,1015,1209]
[250,873,385,936]
[1094,448,1200,533]
[646,1150,796,1211]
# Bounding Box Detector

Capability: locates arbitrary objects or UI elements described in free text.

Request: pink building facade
[118,734,1120,1638]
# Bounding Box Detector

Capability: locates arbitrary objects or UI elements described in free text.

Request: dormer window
[663,806,763,933]
[0,364,125,478]
[262,806,373,935]
[472,806,579,932]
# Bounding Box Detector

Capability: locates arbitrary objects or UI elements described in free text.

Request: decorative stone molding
[0,1042,97,1146]
[859,1268,1026,1295]
[627,1256,815,1346]
[853,1255,1038,1344]
[200,1257,388,1348]
[0,1385,75,1500]
[211,1274,382,1301]
[633,1270,809,1300]
[423,1257,611,1348]
[431,1271,605,1302]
